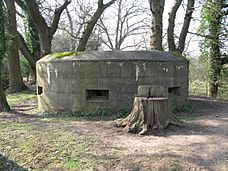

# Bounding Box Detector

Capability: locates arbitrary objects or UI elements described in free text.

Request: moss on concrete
[169,51,184,58]
[51,52,80,58]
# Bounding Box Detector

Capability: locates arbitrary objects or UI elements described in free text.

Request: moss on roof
[38,51,189,62]
[169,51,184,58]
[51,52,80,58]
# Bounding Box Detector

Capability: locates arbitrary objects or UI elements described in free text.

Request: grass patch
[177,114,201,121]
[0,122,38,130]
[6,90,36,107]
[61,158,82,170]
[0,121,96,171]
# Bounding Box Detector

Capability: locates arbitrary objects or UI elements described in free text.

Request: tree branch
[98,18,114,50]
[17,32,36,69]
[50,0,71,36]
[188,31,214,39]
[167,0,182,51]
[177,0,195,53]
[77,0,116,51]
[103,0,116,9]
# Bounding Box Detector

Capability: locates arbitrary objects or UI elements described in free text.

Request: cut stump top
[135,97,168,101]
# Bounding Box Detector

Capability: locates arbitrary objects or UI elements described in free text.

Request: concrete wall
[37,59,188,113]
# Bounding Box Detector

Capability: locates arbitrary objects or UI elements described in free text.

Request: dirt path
[1,97,228,171]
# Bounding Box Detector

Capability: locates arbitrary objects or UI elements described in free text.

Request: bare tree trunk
[77,0,116,51]
[5,0,27,93]
[40,32,52,56]
[148,0,165,51]
[177,0,195,53]
[167,0,182,52]
[114,0,122,50]
[209,81,219,98]
[0,75,10,112]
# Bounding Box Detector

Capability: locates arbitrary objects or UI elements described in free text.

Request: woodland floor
[0,91,227,171]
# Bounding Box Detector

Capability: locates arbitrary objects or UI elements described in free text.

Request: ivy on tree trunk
[24,0,71,56]
[5,0,27,93]
[0,1,10,112]
[198,0,226,98]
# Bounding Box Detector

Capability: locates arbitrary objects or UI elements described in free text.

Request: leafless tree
[55,0,116,51]
[76,0,116,51]
[98,0,150,51]
[58,0,94,51]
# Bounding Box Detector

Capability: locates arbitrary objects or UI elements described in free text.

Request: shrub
[173,102,195,113]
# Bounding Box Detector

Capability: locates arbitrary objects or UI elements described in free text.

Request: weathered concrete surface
[36,51,189,113]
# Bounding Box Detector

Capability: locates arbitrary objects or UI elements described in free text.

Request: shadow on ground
[0,108,130,122]
[0,154,28,171]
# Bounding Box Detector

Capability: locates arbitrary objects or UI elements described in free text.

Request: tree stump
[114,85,182,135]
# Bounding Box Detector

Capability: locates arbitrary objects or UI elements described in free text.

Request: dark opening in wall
[168,87,180,96]
[86,89,109,100]
[37,86,43,95]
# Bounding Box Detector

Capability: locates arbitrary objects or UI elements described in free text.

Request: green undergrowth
[174,102,196,113]
[41,108,131,122]
[51,51,80,58]
[174,101,208,121]
[6,90,36,107]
